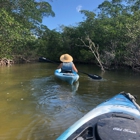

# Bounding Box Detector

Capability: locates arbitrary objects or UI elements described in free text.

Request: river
[0,63,140,140]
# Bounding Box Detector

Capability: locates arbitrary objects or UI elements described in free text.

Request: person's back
[57,54,78,73]
[61,62,73,73]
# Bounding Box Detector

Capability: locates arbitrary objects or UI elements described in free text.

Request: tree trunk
[79,36,105,72]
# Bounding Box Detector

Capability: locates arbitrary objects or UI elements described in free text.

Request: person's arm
[57,63,63,69]
[72,64,78,72]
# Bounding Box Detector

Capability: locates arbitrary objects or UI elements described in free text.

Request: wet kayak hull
[55,69,79,85]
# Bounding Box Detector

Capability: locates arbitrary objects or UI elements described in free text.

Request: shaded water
[0,63,140,140]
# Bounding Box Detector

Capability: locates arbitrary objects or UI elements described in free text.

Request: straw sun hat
[60,54,73,62]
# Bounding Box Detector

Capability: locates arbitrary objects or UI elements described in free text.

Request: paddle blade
[87,74,102,80]
[79,71,102,80]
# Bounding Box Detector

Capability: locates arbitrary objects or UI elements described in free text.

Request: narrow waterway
[0,63,140,140]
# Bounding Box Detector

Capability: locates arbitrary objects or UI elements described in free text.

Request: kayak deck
[63,112,140,140]
[55,69,79,85]
[57,92,140,140]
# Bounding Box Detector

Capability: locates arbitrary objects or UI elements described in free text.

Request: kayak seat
[61,69,72,73]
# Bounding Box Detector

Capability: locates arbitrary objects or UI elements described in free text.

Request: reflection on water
[0,63,81,140]
[72,81,79,94]
[0,63,140,140]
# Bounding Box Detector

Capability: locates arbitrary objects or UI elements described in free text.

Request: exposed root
[0,58,14,66]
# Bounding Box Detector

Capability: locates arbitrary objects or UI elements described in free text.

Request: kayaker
[57,54,78,73]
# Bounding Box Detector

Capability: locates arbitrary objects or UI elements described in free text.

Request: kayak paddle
[39,57,102,80]
[78,71,102,80]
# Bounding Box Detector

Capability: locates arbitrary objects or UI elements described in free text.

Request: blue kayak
[57,92,140,140]
[55,69,79,85]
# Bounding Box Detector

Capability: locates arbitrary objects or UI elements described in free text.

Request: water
[0,63,140,140]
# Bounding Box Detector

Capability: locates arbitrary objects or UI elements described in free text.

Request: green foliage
[0,8,35,58]
[1,0,139,71]
[36,0,139,68]
[0,0,54,60]
[37,29,64,61]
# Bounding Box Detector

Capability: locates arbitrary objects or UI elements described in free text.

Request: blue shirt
[62,62,73,71]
